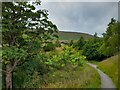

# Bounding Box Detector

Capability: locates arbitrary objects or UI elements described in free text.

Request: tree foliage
[99,18,119,56]
[45,46,86,70]
[73,36,86,50]
[2,2,119,88]
[43,42,56,51]
[82,33,105,61]
[2,1,58,89]
[76,18,119,61]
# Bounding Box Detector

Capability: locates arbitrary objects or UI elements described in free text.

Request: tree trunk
[6,62,13,90]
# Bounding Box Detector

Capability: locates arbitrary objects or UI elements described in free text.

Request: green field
[98,54,119,88]
[57,31,94,40]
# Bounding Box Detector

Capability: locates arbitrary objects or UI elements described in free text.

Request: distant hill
[57,31,94,41]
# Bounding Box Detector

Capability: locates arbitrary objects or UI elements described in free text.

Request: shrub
[45,46,86,70]
[43,42,56,51]
[55,40,61,47]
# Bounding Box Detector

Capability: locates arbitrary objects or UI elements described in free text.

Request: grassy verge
[88,60,100,65]
[41,64,101,88]
[0,62,1,90]
[98,55,118,88]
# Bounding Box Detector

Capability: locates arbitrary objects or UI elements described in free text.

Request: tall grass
[98,55,118,88]
[41,64,101,88]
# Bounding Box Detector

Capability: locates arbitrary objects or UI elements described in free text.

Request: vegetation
[98,55,119,88]
[73,33,106,61]
[2,1,58,89]
[73,36,86,50]
[99,18,119,57]
[82,34,106,61]
[0,62,1,90]
[10,45,88,88]
[57,31,94,40]
[73,18,119,61]
[41,64,101,88]
[43,42,56,51]
[1,0,119,89]
[55,39,61,47]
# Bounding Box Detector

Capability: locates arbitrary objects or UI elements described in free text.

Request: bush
[45,46,86,70]
[82,38,106,61]
[69,40,74,46]
[73,37,86,50]
[13,53,50,88]
[55,40,61,47]
[43,42,56,51]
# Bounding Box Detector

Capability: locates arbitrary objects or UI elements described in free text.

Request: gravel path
[87,63,116,89]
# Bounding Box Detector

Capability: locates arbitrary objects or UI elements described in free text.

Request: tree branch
[8,59,21,73]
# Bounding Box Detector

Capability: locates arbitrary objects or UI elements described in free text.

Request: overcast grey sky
[40,2,118,36]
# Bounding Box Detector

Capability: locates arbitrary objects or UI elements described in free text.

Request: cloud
[40,2,118,36]
[41,0,119,2]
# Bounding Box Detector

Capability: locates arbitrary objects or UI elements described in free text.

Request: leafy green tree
[2,1,58,89]
[99,18,119,57]
[45,46,86,70]
[82,33,105,61]
[73,36,86,50]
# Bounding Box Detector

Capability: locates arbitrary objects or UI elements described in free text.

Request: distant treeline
[70,18,119,61]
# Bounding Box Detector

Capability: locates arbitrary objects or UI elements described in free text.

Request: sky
[39,1,118,37]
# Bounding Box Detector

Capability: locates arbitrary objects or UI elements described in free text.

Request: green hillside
[57,31,94,40]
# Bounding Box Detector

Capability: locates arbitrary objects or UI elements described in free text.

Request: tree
[99,18,119,57]
[82,34,105,61]
[2,1,58,89]
[69,40,74,46]
[73,36,85,50]
[43,42,55,51]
